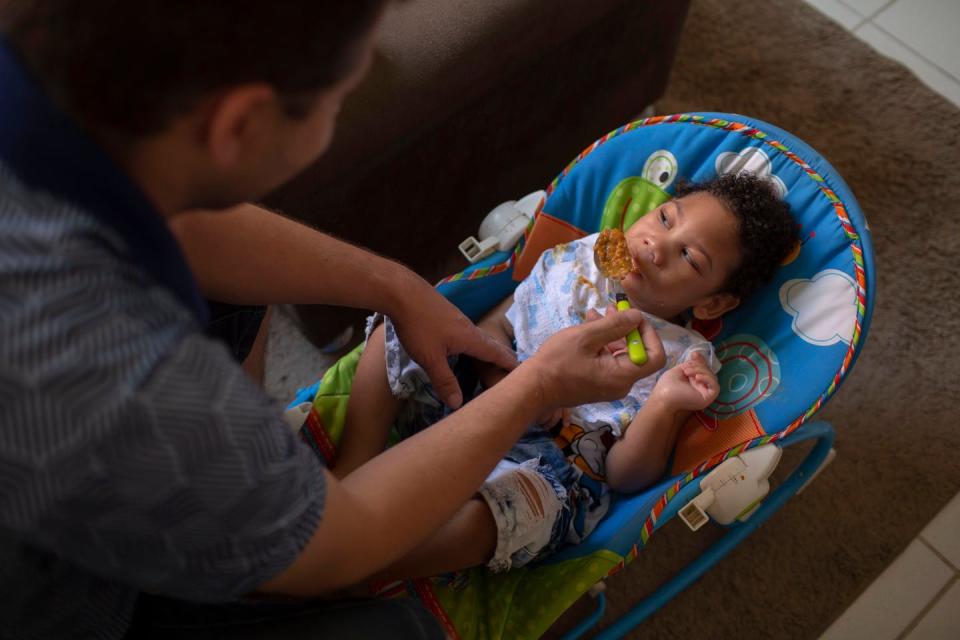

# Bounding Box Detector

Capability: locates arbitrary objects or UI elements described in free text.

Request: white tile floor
[819,494,960,639]
[805,0,960,104]
[801,1,960,637]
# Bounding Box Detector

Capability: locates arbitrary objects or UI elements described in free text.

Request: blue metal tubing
[560,593,607,640]
[592,420,835,639]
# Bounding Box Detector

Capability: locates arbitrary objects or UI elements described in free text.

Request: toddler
[336,173,798,578]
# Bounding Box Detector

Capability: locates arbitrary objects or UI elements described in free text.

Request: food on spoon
[594,228,632,280]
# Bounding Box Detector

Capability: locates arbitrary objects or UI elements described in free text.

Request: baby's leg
[334,323,400,478]
[373,461,565,581]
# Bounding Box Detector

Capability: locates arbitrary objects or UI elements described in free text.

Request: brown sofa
[263,0,691,348]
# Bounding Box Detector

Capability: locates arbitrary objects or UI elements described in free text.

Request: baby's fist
[652,352,720,412]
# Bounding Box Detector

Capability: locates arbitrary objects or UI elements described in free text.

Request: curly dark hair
[674,173,799,300]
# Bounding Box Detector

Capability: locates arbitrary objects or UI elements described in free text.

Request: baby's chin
[619,274,647,307]
[620,289,652,314]
[621,286,681,319]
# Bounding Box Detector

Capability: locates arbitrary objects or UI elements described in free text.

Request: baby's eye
[658,210,669,227]
[682,248,701,272]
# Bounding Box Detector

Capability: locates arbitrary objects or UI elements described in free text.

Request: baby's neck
[634,305,690,327]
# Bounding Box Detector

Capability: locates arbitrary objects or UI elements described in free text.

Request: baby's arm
[605,353,719,493]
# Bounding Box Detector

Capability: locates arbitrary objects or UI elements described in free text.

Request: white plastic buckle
[458,236,500,263]
[679,487,716,531]
[679,444,783,531]
[458,190,544,264]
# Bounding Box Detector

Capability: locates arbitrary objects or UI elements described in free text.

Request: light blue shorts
[372,315,610,571]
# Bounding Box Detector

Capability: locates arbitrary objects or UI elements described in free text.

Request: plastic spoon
[594,229,648,365]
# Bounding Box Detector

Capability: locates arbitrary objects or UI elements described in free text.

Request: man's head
[621,173,798,320]
[0,0,391,210]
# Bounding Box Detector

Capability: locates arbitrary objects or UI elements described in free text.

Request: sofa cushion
[264,0,691,346]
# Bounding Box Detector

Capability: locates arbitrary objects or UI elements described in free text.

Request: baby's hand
[650,352,719,412]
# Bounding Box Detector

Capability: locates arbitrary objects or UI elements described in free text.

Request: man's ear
[692,292,740,320]
[203,84,277,168]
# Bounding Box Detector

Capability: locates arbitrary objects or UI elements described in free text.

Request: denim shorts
[376,315,611,572]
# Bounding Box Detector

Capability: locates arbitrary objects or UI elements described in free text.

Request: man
[0,2,660,638]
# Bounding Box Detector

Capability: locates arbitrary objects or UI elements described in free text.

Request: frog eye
[642,150,678,189]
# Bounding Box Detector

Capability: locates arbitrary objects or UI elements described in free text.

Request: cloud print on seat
[779,269,858,346]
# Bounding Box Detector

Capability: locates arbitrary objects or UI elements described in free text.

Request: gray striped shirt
[0,161,326,639]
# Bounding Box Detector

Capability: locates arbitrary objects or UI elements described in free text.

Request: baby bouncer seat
[290,112,874,639]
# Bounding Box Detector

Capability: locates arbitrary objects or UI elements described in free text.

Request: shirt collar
[0,38,208,324]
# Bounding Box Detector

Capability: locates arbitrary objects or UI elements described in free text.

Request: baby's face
[620,191,741,320]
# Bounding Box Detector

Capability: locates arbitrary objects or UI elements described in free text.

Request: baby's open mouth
[628,249,644,277]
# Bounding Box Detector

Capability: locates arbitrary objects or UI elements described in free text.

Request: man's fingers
[605,337,628,355]
[636,317,666,370]
[581,307,646,347]
[420,358,464,409]
[586,306,633,354]
[462,329,518,371]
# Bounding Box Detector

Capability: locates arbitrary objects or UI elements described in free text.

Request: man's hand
[584,304,631,356]
[527,306,665,410]
[649,352,719,412]
[171,205,514,409]
[388,274,517,409]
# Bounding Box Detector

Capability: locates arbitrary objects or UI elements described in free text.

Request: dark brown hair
[0,0,390,138]
[675,173,799,300]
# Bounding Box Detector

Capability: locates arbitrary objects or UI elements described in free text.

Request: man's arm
[170,203,515,408]
[263,363,545,594]
[170,203,410,309]
[259,307,666,596]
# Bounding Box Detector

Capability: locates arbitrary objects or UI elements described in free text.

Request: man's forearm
[170,203,408,314]
[262,303,658,595]
[260,362,548,595]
